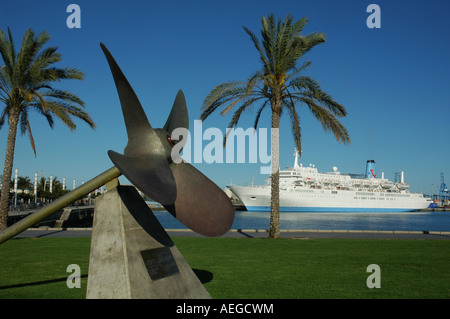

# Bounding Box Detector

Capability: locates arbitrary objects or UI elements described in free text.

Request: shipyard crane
[439,173,449,201]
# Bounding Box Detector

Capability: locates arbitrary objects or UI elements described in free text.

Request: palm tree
[36,176,48,202]
[200,14,350,238]
[17,176,32,193]
[0,28,96,230]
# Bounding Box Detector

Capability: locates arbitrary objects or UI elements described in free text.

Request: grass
[0,237,449,299]
[0,237,90,299]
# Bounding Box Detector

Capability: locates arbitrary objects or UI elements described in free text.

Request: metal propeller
[100,44,234,237]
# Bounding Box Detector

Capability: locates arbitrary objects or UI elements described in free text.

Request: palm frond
[298,96,350,144]
[227,96,265,129]
[223,96,263,146]
[219,71,264,116]
[39,89,84,106]
[29,103,54,128]
[289,75,347,117]
[43,98,95,130]
[275,14,294,72]
[0,29,15,77]
[243,25,271,74]
[54,67,85,81]
[260,14,276,72]
[0,105,8,128]
[30,90,47,112]
[28,47,61,80]
[6,28,16,68]
[290,16,309,35]
[298,32,326,56]
[19,108,37,156]
[253,99,269,129]
[284,60,311,84]
[61,103,95,128]
[283,92,302,153]
[0,67,12,103]
[201,81,246,120]
[16,29,37,82]
[43,100,77,130]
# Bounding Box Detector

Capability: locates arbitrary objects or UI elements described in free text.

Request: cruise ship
[228,152,432,212]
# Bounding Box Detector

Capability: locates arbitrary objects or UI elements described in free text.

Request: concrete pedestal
[86,185,211,299]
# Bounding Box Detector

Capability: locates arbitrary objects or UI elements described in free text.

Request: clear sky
[0,0,449,195]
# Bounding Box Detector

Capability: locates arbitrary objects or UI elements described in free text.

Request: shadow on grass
[237,229,254,238]
[1,269,212,290]
[193,269,213,284]
[35,230,67,238]
[0,274,88,290]
[1,270,212,289]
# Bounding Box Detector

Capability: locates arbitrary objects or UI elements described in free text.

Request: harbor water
[154,210,450,232]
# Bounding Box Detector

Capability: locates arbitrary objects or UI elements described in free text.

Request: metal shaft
[0,166,121,245]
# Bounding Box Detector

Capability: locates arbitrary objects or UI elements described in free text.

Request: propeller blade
[108,150,176,205]
[164,162,235,237]
[163,89,189,135]
[100,43,156,157]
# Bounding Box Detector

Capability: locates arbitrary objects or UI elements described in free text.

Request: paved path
[13,228,450,240]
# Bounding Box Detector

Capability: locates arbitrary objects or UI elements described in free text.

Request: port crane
[439,173,449,202]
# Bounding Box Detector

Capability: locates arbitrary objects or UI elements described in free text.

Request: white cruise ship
[228,152,432,212]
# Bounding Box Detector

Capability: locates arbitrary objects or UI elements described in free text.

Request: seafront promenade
[7,204,450,240]
[15,227,450,240]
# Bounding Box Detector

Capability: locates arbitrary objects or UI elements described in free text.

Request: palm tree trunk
[268,109,280,238]
[0,111,19,231]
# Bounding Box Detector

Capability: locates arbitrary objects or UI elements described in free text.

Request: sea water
[154,211,450,232]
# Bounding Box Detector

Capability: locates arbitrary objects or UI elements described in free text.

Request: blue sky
[0,0,449,195]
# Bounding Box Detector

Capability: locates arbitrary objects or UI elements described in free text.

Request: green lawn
[1,237,449,299]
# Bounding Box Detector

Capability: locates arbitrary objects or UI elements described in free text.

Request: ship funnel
[365,160,377,178]
[293,150,300,169]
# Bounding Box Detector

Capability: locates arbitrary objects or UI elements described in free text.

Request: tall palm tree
[200,14,350,238]
[0,28,96,230]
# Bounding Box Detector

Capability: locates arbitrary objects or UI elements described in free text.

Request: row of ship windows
[356,192,410,198]
[250,195,398,200]
[287,189,411,197]
[354,197,396,200]
[286,190,412,197]
[274,192,405,201]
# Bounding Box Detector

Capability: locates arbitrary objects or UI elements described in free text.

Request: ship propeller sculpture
[0,43,234,244]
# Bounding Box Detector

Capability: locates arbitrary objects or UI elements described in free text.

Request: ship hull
[229,185,432,213]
